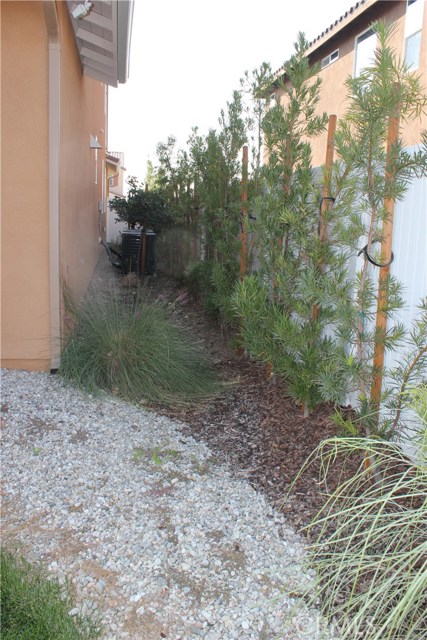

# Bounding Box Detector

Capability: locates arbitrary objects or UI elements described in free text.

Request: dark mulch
[142,272,361,537]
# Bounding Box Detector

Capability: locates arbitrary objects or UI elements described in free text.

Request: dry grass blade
[297,430,427,640]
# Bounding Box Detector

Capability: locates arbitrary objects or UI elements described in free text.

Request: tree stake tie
[357,240,394,268]
[318,196,335,211]
[317,196,335,237]
[240,211,256,233]
[358,310,367,328]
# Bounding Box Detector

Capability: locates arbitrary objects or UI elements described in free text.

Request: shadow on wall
[156,225,201,280]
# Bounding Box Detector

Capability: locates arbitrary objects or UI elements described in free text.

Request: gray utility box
[121,229,156,275]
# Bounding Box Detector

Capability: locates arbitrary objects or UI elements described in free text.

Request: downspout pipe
[43,1,61,371]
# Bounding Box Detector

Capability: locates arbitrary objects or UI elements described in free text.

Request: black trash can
[121,229,156,276]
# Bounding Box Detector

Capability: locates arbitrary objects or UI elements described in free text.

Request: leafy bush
[60,289,220,405]
[297,389,427,639]
[110,176,172,232]
[0,549,100,640]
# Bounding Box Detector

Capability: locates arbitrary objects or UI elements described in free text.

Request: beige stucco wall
[311,1,426,165]
[1,1,106,371]
[1,1,51,370]
[275,1,427,167]
[401,0,427,148]
[56,0,104,304]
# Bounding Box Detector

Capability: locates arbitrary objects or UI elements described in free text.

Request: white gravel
[1,369,337,639]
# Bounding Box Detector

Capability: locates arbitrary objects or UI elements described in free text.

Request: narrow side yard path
[1,369,336,640]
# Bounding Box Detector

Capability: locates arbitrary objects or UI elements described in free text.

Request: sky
[108,0,354,184]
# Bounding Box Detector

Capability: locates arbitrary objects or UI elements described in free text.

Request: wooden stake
[279,140,292,253]
[240,145,249,280]
[238,146,249,357]
[266,143,293,380]
[312,114,337,321]
[140,182,149,282]
[139,229,147,284]
[370,103,400,409]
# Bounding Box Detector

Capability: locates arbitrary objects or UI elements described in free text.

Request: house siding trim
[43,0,61,370]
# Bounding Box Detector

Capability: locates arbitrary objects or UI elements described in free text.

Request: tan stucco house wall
[1,0,133,371]
[57,0,105,303]
[1,1,53,371]
[272,0,427,166]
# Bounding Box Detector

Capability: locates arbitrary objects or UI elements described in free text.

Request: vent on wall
[321,49,339,68]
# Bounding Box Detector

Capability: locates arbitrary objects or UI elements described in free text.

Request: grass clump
[296,392,427,639]
[0,549,100,639]
[60,288,220,405]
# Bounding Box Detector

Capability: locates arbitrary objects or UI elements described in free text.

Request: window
[321,49,339,68]
[354,28,377,77]
[109,174,118,188]
[405,0,424,70]
[405,30,422,69]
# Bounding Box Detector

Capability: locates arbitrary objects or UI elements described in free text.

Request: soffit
[66,0,134,87]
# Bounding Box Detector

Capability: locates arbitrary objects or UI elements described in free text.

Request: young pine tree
[318,21,427,436]
[188,91,247,324]
[235,33,341,417]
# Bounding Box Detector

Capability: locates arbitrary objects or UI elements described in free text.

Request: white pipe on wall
[43,1,61,370]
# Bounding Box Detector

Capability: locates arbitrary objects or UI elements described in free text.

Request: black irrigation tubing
[317,196,336,236]
[314,196,395,268]
[357,240,394,268]
[240,210,256,233]
[239,197,394,269]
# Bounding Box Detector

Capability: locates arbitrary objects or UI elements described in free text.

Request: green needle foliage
[60,289,220,406]
[318,21,427,433]
[186,91,247,325]
[297,387,427,639]
[234,33,335,416]
[240,62,272,199]
[233,23,427,423]
[155,136,199,226]
[382,300,427,440]
[137,23,426,431]
[1,549,100,640]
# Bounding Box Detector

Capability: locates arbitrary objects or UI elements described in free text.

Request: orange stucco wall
[56,0,104,304]
[275,0,427,167]
[1,1,106,371]
[1,1,51,370]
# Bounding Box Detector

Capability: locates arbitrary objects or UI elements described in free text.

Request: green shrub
[185,260,238,324]
[185,261,215,308]
[60,289,220,405]
[0,549,100,640]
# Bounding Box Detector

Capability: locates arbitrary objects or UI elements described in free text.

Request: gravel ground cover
[1,368,338,640]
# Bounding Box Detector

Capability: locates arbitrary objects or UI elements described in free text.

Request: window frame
[353,26,377,78]
[405,29,422,69]
[321,49,340,69]
[404,0,424,70]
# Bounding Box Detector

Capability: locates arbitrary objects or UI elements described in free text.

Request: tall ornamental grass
[60,289,219,405]
[298,390,427,639]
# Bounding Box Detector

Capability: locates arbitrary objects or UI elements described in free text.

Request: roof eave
[68,0,133,87]
[306,0,378,57]
[117,0,134,84]
[272,0,379,86]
